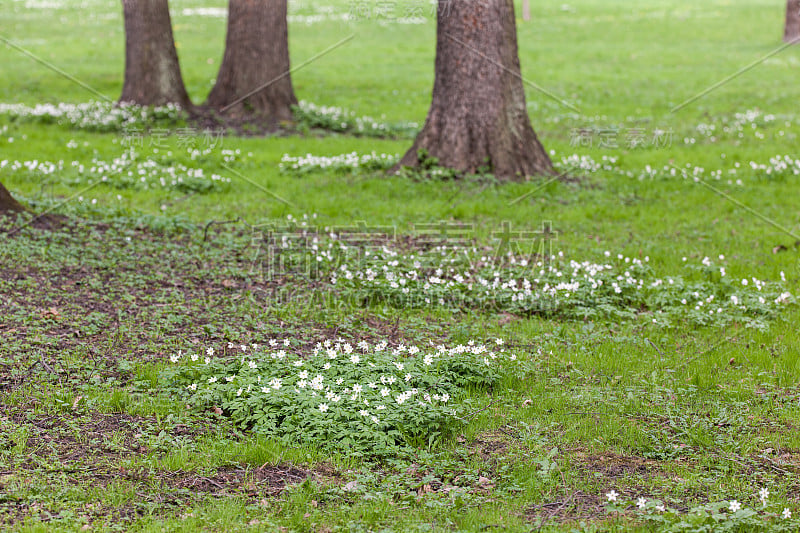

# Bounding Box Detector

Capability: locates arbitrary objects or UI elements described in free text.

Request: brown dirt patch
[166,464,312,495]
[574,451,672,479]
[467,430,513,459]
[525,451,684,526]
[526,490,610,524]
[3,409,217,476]
[0,463,318,527]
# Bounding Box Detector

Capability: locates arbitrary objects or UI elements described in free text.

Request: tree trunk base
[0,184,69,232]
[395,0,553,181]
[119,0,192,108]
[188,105,294,135]
[785,0,800,42]
[0,182,26,215]
[204,0,297,127]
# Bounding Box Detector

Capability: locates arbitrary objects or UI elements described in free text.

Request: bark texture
[205,0,297,123]
[785,0,800,43]
[0,181,25,214]
[119,0,191,107]
[398,0,553,180]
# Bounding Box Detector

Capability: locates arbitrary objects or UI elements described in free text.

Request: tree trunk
[785,0,800,43]
[205,0,297,124]
[119,0,192,108]
[397,0,553,180]
[0,181,25,214]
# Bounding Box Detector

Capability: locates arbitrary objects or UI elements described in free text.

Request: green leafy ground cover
[2,0,800,531]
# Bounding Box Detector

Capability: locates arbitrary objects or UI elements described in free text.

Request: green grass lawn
[2,0,800,531]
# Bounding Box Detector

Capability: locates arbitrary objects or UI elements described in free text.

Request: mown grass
[1,0,800,531]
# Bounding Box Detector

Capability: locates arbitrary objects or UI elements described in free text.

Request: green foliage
[163,339,521,456]
[4,0,800,530]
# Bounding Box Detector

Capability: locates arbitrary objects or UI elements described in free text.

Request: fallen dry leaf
[477,476,494,489]
[40,307,60,319]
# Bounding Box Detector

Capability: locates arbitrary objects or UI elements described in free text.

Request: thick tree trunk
[397,0,553,180]
[205,0,297,124]
[0,181,25,214]
[119,0,192,108]
[785,0,800,43]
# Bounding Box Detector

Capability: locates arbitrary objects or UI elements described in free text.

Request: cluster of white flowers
[557,153,620,173]
[607,488,794,522]
[547,108,791,147]
[695,109,788,144]
[288,8,351,26]
[294,100,418,138]
[180,3,430,25]
[0,147,232,192]
[173,338,517,430]
[749,154,800,177]
[279,151,398,174]
[277,148,792,185]
[286,4,351,25]
[554,150,800,185]
[633,156,799,183]
[180,7,226,17]
[302,242,792,325]
[0,101,183,132]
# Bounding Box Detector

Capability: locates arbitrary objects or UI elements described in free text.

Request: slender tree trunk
[397,0,553,180]
[119,0,192,108]
[205,0,297,124]
[0,181,25,214]
[785,0,800,43]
